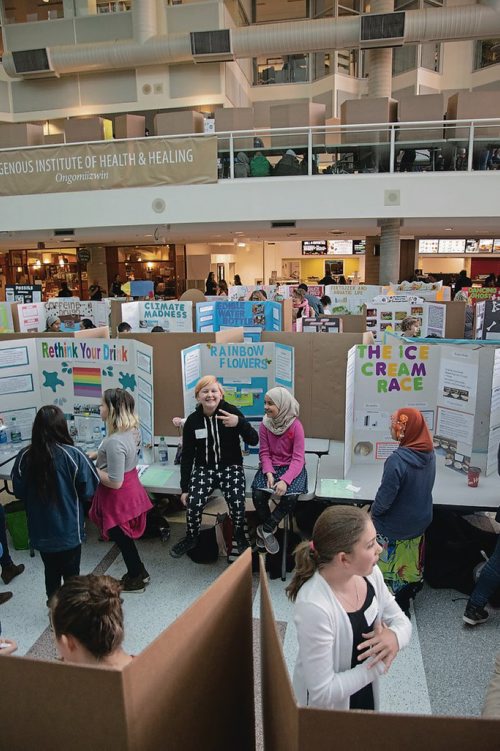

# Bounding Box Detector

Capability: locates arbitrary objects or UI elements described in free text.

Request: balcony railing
[215,118,500,178]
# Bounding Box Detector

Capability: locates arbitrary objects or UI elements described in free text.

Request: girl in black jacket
[170,376,259,558]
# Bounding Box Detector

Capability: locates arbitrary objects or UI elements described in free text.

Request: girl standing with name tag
[287,506,411,711]
[170,376,259,559]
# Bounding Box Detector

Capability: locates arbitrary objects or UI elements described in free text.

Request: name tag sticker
[364,599,378,626]
[195,428,208,439]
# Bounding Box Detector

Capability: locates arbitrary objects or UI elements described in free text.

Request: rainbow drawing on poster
[73,366,102,398]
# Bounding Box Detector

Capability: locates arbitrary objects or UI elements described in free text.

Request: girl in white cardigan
[286,506,411,711]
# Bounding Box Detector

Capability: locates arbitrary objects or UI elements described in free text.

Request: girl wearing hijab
[372,408,436,615]
[252,387,307,555]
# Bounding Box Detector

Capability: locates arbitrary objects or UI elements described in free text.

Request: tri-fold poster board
[474,300,500,340]
[196,301,282,340]
[344,340,500,479]
[17,300,108,333]
[365,300,446,340]
[0,337,154,446]
[181,341,294,419]
[121,300,193,333]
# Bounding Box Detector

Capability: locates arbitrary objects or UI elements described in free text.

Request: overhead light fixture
[444,227,453,231]
[137,256,142,262]
[237,242,246,248]
[147,262,154,269]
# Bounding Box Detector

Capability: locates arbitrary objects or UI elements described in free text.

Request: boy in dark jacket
[170,376,259,558]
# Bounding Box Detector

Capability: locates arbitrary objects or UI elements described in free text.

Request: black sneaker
[121,566,150,585]
[170,536,198,559]
[463,602,489,626]
[234,530,250,555]
[121,575,145,594]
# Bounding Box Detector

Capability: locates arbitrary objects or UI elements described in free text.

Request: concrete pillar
[86,246,109,298]
[366,0,394,99]
[379,219,401,285]
[364,236,380,284]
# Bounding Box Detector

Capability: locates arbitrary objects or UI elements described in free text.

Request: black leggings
[253,490,299,533]
[40,545,81,601]
[108,526,143,578]
[186,465,246,538]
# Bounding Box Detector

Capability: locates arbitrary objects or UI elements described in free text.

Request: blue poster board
[196,301,282,341]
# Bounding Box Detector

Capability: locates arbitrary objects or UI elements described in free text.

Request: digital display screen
[328,239,353,255]
[478,239,494,252]
[438,239,466,253]
[493,240,500,253]
[418,239,439,254]
[353,240,366,255]
[302,240,328,255]
[465,239,479,253]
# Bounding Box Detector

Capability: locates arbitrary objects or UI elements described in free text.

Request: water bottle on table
[158,436,168,464]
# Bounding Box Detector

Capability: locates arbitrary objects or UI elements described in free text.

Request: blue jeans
[470,535,500,608]
[0,505,13,568]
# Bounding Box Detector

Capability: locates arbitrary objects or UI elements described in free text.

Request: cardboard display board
[474,300,500,340]
[262,332,365,440]
[229,284,282,301]
[260,558,500,751]
[0,552,255,751]
[121,300,193,333]
[388,280,451,301]
[364,301,446,340]
[463,287,500,304]
[298,316,343,333]
[181,341,293,419]
[0,302,14,332]
[5,284,42,303]
[324,285,385,314]
[196,300,282,341]
[17,300,108,333]
[0,337,154,446]
[344,341,500,479]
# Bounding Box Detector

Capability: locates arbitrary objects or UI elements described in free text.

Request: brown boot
[0,591,13,605]
[1,563,25,585]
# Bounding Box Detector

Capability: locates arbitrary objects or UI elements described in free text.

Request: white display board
[121,300,193,333]
[0,337,154,446]
[17,301,108,333]
[388,280,451,301]
[324,285,385,314]
[344,341,499,480]
[181,342,294,421]
[365,301,446,340]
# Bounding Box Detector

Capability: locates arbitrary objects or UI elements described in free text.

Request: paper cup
[467,466,481,488]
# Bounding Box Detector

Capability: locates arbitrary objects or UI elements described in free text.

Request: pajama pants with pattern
[186,465,246,539]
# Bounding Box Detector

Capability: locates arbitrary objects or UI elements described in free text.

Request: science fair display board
[344,341,500,480]
[324,285,384,314]
[0,337,154,447]
[388,280,451,301]
[121,300,193,333]
[298,316,343,333]
[0,303,14,333]
[228,285,323,302]
[474,299,500,339]
[365,300,446,339]
[196,301,282,341]
[181,341,294,420]
[17,300,108,333]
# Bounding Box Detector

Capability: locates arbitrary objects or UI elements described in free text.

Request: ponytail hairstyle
[51,575,125,660]
[286,505,370,602]
[25,405,74,503]
[102,388,139,435]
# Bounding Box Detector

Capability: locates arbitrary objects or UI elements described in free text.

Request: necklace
[333,578,360,612]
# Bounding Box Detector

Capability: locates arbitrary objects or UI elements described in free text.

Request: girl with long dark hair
[12,405,99,603]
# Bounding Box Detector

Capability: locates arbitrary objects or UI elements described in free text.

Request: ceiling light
[444,227,453,231]
[237,242,246,247]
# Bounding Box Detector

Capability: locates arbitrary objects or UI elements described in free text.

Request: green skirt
[377,534,425,596]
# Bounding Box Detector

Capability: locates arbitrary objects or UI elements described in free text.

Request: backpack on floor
[424,509,500,605]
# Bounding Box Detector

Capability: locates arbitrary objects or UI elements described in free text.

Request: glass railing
[215,118,500,177]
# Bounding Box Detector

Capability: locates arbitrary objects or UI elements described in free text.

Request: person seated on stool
[252,387,306,555]
[51,574,132,668]
[170,376,259,559]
